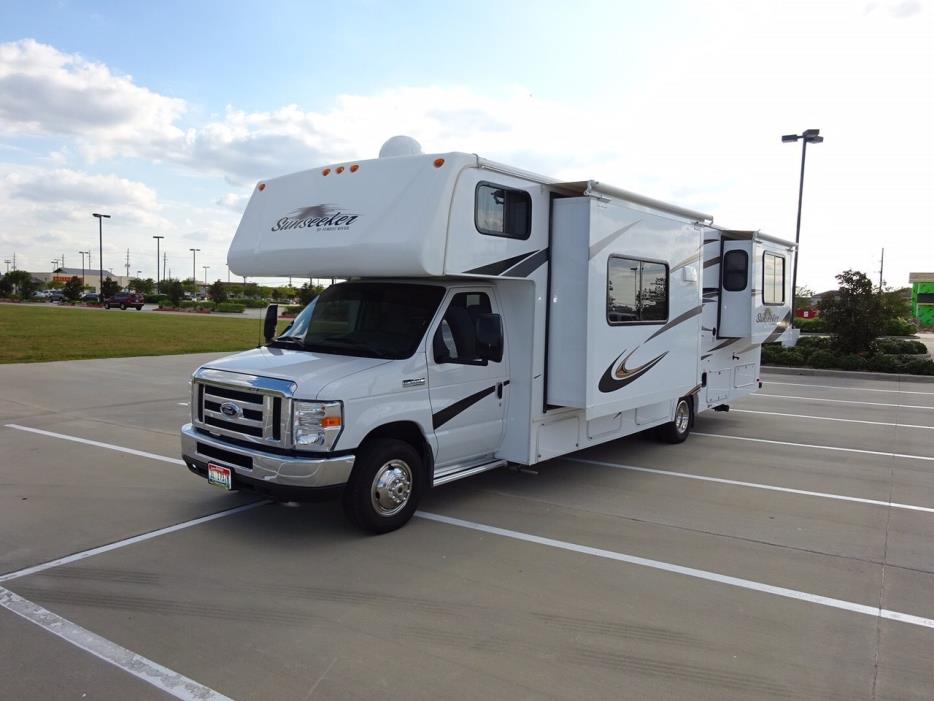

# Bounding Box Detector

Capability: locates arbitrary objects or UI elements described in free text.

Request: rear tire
[342,438,423,534]
[656,397,692,444]
[120,303,126,310]
[136,305,143,310]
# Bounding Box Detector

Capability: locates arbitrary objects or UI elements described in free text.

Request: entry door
[718,240,753,338]
[427,289,508,467]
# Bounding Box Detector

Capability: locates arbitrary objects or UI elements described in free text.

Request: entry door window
[433,292,493,365]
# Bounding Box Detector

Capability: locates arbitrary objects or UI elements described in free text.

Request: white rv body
[181,146,794,531]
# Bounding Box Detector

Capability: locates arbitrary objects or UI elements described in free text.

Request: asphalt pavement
[1,355,933,700]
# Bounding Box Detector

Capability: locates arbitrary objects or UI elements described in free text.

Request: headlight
[292,401,342,450]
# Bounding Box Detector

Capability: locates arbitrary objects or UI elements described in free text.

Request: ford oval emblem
[219,401,242,418]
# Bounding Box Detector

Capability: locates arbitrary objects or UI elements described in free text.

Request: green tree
[181,278,197,294]
[6,270,38,299]
[208,280,228,303]
[297,283,325,306]
[794,284,815,311]
[880,287,911,320]
[163,279,185,306]
[129,277,155,295]
[818,270,883,353]
[0,273,13,298]
[63,276,83,302]
[47,280,64,290]
[101,277,121,298]
[242,282,260,298]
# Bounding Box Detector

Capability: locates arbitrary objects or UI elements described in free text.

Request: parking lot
[1,355,933,700]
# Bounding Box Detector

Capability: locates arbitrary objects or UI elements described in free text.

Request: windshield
[274,282,445,359]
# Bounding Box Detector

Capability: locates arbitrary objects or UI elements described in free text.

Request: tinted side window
[434,292,494,364]
[607,257,669,324]
[722,250,749,292]
[763,253,785,305]
[475,183,531,240]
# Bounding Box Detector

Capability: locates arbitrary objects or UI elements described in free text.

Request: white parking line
[765,381,934,396]
[752,394,934,411]
[693,432,934,462]
[0,587,233,701]
[731,408,934,431]
[0,502,267,583]
[5,424,186,465]
[566,458,934,513]
[416,511,934,630]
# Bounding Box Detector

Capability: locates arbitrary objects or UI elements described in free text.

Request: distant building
[909,272,934,327]
[30,268,130,293]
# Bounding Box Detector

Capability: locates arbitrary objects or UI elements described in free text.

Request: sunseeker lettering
[271,204,360,232]
[756,308,780,324]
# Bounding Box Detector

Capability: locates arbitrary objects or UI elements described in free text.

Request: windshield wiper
[268,336,305,348]
[318,336,383,356]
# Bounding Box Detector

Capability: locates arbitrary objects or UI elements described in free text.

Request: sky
[0,0,930,291]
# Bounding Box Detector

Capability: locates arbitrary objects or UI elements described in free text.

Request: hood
[201,347,390,399]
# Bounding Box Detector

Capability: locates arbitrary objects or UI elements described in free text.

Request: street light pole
[781,129,823,327]
[78,251,86,286]
[153,236,164,294]
[189,248,200,285]
[92,213,110,293]
[202,265,209,287]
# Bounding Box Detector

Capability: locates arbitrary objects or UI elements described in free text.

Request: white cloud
[0,39,185,159]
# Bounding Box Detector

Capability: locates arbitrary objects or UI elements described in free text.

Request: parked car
[104,291,145,310]
[31,290,50,300]
[80,292,100,303]
[47,290,65,302]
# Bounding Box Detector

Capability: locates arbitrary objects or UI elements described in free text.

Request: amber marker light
[433,158,445,168]
[257,183,266,191]
[336,166,345,174]
[350,164,359,172]
[322,168,331,176]
[321,416,342,428]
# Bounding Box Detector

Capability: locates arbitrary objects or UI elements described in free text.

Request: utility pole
[189,248,200,284]
[3,260,10,274]
[163,252,167,282]
[878,248,885,292]
[78,251,86,286]
[202,265,210,286]
[153,236,164,293]
[125,248,131,279]
[92,213,110,293]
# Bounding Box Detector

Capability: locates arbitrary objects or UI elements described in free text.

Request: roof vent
[379,135,423,158]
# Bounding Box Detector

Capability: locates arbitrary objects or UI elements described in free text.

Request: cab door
[427,288,508,468]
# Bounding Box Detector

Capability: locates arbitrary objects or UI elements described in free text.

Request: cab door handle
[497,382,503,399]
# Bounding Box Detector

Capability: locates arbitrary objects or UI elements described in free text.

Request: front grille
[194,379,288,446]
[196,441,254,469]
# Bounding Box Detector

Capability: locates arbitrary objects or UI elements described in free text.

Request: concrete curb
[762,366,934,383]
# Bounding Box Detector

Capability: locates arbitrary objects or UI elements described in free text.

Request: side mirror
[475,313,503,363]
[263,304,279,343]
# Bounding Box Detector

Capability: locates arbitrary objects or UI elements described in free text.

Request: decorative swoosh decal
[589,220,641,259]
[465,252,536,276]
[432,385,497,429]
[598,347,669,393]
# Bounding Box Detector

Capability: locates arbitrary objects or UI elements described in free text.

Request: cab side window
[433,292,493,364]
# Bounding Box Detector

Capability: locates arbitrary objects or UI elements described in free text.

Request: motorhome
[180,137,795,533]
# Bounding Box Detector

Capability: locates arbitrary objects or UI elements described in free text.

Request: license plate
[207,463,233,490]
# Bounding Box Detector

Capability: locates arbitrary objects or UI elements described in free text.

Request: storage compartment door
[717,240,753,338]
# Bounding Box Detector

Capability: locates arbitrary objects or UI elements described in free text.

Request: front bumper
[180,423,355,491]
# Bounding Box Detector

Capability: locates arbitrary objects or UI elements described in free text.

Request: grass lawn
[0,304,289,363]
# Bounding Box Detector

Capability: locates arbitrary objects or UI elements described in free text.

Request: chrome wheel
[370,459,413,517]
[675,400,690,434]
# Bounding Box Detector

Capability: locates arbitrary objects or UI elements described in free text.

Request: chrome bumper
[180,423,354,488]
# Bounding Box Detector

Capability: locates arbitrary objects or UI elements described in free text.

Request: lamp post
[51,259,59,273]
[781,129,823,327]
[92,213,110,293]
[202,265,210,287]
[4,260,10,274]
[78,251,86,286]
[152,236,164,294]
[189,248,200,285]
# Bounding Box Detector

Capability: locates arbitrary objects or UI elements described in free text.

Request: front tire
[656,397,692,444]
[136,305,143,310]
[342,438,423,534]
